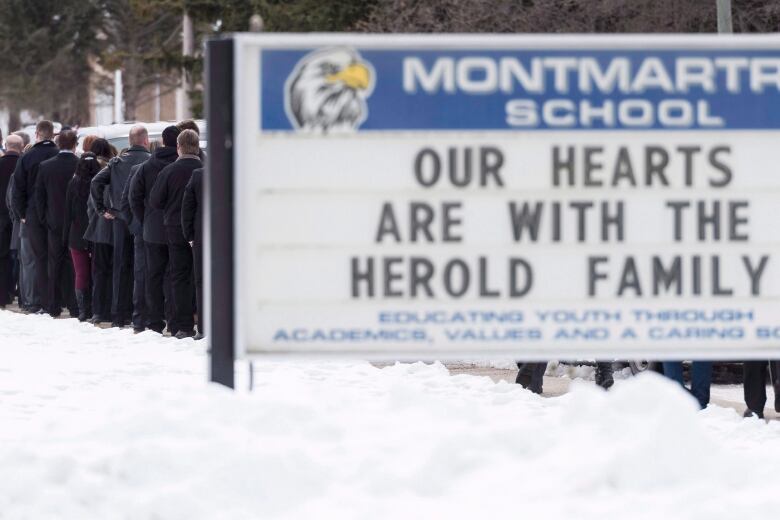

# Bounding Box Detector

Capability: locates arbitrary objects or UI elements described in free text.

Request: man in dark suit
[150,129,201,338]
[0,134,23,307]
[129,126,179,334]
[516,360,614,394]
[120,161,147,333]
[91,125,151,327]
[12,120,59,313]
[181,166,203,339]
[743,360,780,418]
[35,129,79,317]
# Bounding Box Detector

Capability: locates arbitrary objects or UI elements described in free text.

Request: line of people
[0,120,205,339]
[516,359,780,418]
[3,121,778,416]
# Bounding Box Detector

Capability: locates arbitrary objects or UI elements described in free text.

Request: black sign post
[205,37,235,388]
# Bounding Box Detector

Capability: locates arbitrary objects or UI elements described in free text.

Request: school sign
[206,34,780,382]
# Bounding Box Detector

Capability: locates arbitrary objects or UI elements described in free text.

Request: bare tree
[359,0,779,34]
[98,1,181,121]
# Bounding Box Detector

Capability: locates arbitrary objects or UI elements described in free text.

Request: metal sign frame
[206,38,235,388]
[207,34,780,386]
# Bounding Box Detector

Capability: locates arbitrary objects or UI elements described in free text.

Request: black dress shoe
[174,330,195,339]
[193,332,205,341]
[515,371,543,394]
[516,371,532,388]
[595,362,615,390]
[133,327,145,334]
[743,409,764,419]
[596,375,614,390]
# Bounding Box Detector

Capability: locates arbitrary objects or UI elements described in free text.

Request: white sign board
[231,34,780,359]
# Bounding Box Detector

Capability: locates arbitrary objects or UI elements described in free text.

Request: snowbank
[1,310,779,519]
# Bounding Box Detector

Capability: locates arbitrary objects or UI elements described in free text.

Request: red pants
[70,248,92,291]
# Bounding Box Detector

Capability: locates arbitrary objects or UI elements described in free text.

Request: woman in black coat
[83,139,116,323]
[63,152,101,321]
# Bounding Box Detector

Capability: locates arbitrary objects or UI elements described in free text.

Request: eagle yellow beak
[327,63,370,90]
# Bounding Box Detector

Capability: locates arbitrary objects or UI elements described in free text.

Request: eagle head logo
[285,47,375,133]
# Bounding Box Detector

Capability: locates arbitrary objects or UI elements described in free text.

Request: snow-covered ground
[1,309,779,519]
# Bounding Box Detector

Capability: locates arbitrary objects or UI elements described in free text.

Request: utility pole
[113,69,123,123]
[716,0,733,33]
[154,77,161,122]
[177,11,194,120]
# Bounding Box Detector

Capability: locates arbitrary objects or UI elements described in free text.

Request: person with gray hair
[90,125,150,327]
[129,125,179,335]
[0,134,24,306]
[14,131,31,148]
[4,171,21,306]
[181,165,204,339]
[149,129,201,338]
[1,134,22,154]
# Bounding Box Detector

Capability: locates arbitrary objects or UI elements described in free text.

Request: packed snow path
[1,310,779,519]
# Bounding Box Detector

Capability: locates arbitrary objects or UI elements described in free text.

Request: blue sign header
[260,47,780,131]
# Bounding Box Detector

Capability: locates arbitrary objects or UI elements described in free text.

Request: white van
[77,120,208,153]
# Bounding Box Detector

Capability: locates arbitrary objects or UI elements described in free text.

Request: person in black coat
[11,120,59,313]
[35,130,79,316]
[516,360,614,394]
[120,161,146,332]
[129,126,179,334]
[83,139,116,323]
[181,166,203,338]
[150,129,201,338]
[10,171,35,310]
[90,126,151,327]
[5,172,21,306]
[743,360,780,418]
[63,153,101,321]
[0,134,23,306]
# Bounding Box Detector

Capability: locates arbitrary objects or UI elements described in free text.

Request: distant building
[1,69,179,137]
[88,58,178,126]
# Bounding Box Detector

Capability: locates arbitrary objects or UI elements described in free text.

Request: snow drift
[0,310,778,519]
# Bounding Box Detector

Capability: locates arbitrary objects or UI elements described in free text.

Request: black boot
[595,362,615,390]
[770,361,780,413]
[774,381,780,414]
[515,362,545,394]
[84,290,92,321]
[111,317,128,328]
[75,290,90,322]
[516,370,534,391]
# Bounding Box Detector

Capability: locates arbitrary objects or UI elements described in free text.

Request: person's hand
[189,241,193,247]
[20,218,25,224]
[102,211,115,220]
